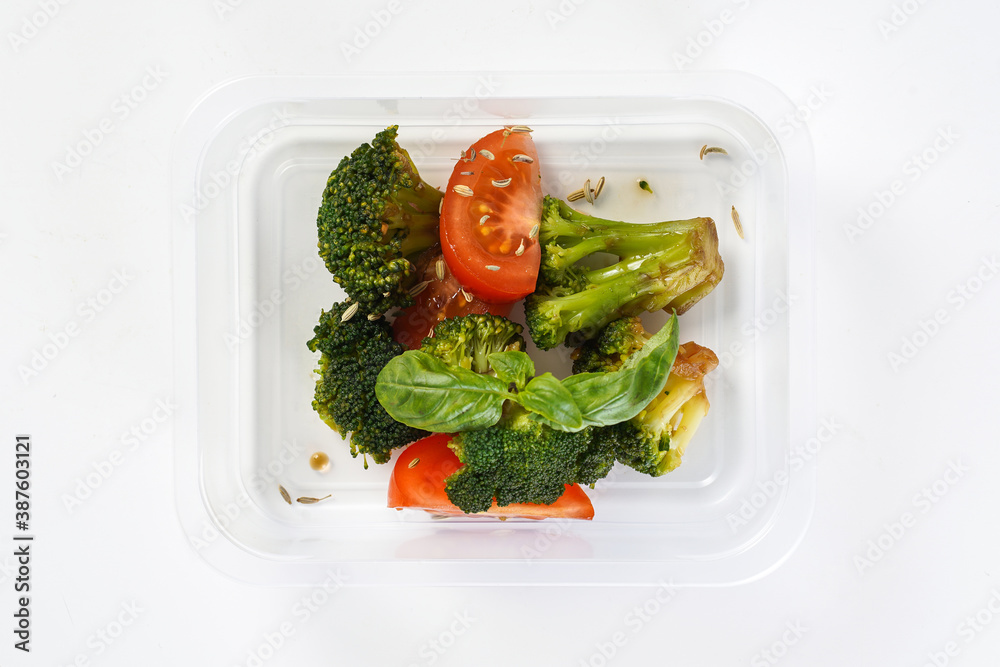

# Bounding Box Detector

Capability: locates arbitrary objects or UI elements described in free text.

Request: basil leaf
[375,351,510,432]
[561,314,680,427]
[517,373,584,431]
[487,350,535,390]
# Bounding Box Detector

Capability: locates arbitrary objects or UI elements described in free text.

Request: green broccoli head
[592,337,719,476]
[525,196,724,350]
[419,314,526,374]
[572,315,651,374]
[306,301,427,464]
[444,406,613,513]
[316,125,443,315]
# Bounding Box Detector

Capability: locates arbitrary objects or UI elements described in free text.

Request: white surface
[2,0,998,665]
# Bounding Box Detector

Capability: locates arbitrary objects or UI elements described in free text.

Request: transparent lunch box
[171,72,815,586]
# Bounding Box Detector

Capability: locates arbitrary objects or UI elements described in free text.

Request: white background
[3,0,999,665]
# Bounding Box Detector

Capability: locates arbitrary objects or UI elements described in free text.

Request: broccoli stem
[385,186,443,260]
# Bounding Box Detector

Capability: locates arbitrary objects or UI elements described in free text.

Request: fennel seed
[452,184,474,197]
[278,485,292,505]
[341,302,359,322]
[296,494,332,505]
[731,205,745,239]
[408,458,420,469]
[700,145,728,159]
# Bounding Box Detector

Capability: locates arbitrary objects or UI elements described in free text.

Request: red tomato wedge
[388,433,595,520]
[440,128,543,303]
[392,246,514,349]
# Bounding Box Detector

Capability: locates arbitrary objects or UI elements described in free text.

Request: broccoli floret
[316,125,443,315]
[306,301,427,464]
[582,324,719,476]
[444,405,614,513]
[571,315,650,374]
[525,196,724,349]
[419,314,526,374]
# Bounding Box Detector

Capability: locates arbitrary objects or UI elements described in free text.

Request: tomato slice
[388,433,595,520]
[440,128,543,303]
[392,245,514,349]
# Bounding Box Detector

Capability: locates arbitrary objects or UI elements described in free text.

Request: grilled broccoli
[525,196,724,349]
[306,301,427,465]
[419,314,526,374]
[444,405,614,513]
[316,125,443,315]
[571,315,650,374]
[576,317,719,476]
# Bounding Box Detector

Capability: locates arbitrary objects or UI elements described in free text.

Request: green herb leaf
[375,351,510,432]
[517,373,584,431]
[561,313,679,427]
[487,350,535,390]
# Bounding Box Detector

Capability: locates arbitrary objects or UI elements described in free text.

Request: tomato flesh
[440,129,543,303]
[388,433,595,520]
[392,246,514,349]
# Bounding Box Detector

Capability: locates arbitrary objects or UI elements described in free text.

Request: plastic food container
[171,72,815,586]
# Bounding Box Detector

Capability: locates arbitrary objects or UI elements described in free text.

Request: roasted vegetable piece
[306,301,427,464]
[419,313,526,374]
[575,316,719,476]
[316,125,443,316]
[525,196,724,349]
[444,405,615,513]
[388,433,595,520]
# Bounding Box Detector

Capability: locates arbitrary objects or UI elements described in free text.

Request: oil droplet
[309,452,330,473]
